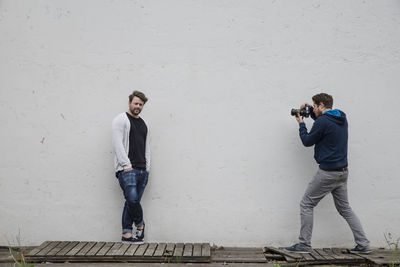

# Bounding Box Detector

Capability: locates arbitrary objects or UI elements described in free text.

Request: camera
[291,106,310,118]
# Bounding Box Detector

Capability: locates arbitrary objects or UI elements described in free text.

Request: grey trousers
[299,168,370,248]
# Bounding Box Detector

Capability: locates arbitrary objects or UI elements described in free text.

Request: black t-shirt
[126,112,148,169]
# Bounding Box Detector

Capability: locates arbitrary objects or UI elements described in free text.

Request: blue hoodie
[299,108,348,170]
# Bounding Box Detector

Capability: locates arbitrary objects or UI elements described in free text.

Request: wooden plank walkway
[2,245,399,265]
[26,241,211,263]
[264,246,368,266]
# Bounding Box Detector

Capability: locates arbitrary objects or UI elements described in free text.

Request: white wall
[1,0,400,247]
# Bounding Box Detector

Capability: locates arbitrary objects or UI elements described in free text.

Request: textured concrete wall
[1,0,399,247]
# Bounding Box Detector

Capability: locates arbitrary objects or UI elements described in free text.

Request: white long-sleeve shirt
[112,113,150,172]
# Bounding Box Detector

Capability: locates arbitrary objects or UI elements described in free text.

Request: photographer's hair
[312,93,333,109]
[129,90,148,104]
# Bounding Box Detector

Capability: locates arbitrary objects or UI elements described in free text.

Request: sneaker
[121,235,144,245]
[349,245,372,254]
[136,223,145,240]
[284,243,311,253]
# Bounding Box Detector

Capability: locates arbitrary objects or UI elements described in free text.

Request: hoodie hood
[323,109,346,125]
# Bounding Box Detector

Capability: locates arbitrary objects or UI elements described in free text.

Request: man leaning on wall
[112,90,150,244]
[285,93,371,254]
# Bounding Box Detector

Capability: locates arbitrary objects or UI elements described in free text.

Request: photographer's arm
[298,120,323,147]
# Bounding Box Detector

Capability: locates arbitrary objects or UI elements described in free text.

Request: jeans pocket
[122,169,135,176]
[119,169,136,184]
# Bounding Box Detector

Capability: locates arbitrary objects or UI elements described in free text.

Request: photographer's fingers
[296,115,304,123]
[300,102,311,109]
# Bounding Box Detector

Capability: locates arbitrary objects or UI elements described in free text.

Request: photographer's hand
[296,114,304,124]
[300,103,312,109]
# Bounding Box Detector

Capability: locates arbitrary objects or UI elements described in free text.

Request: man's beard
[130,108,141,115]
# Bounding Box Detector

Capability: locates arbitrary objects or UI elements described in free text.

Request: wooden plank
[173,243,184,257]
[36,242,60,256]
[24,254,208,264]
[164,243,175,257]
[183,243,193,257]
[323,247,366,264]
[215,248,265,255]
[323,248,341,259]
[315,248,336,260]
[332,247,360,260]
[213,248,267,263]
[153,243,166,257]
[86,242,105,256]
[201,243,211,257]
[264,253,285,260]
[106,243,123,256]
[96,242,114,256]
[193,243,202,257]
[124,244,140,256]
[56,241,79,256]
[285,254,301,262]
[144,243,157,257]
[27,241,52,256]
[134,243,149,256]
[113,243,130,256]
[76,242,96,256]
[219,250,264,255]
[66,242,87,256]
[348,249,373,259]
[310,249,326,260]
[265,247,302,262]
[361,249,393,265]
[301,252,316,261]
[47,241,69,255]
[332,248,368,264]
[326,247,348,260]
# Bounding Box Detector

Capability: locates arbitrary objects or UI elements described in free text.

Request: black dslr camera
[291,106,310,118]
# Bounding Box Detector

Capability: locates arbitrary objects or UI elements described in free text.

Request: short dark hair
[129,90,148,104]
[312,93,333,109]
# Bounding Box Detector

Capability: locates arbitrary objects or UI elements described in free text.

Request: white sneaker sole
[122,240,144,245]
[350,250,372,254]
[284,248,311,254]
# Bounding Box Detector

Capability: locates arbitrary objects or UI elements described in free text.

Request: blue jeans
[118,169,148,234]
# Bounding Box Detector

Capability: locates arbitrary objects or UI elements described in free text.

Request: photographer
[285,93,371,254]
